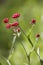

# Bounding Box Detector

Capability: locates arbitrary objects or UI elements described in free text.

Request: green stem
[19,26,40,57]
[28,37,40,57]
[27,37,33,47]
[27,25,34,36]
[28,55,30,65]
[19,39,30,65]
[9,36,16,55]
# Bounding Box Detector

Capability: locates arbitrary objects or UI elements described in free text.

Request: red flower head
[12,13,20,18]
[3,18,9,23]
[36,34,40,38]
[17,28,20,32]
[12,21,19,26]
[31,19,36,24]
[6,24,11,29]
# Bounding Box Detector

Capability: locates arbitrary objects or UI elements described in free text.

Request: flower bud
[36,34,40,38]
[3,18,9,23]
[31,19,36,24]
[12,21,19,26]
[6,24,11,29]
[17,28,20,32]
[12,13,20,18]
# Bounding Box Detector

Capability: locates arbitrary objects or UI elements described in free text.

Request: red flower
[12,13,20,18]
[36,34,40,38]
[3,18,9,23]
[12,21,19,26]
[17,28,20,32]
[6,24,11,29]
[31,19,36,24]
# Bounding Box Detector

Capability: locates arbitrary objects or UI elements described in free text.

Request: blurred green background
[0,0,43,65]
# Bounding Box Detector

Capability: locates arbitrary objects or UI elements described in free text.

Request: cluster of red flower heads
[3,13,20,32]
[3,13,40,38]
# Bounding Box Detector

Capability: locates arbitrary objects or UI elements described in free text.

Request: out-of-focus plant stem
[19,25,40,57]
[9,36,16,57]
[19,38,30,65]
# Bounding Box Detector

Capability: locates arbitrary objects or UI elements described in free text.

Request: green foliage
[0,55,10,65]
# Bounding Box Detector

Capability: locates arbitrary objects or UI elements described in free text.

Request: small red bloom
[36,34,40,38]
[31,19,36,24]
[12,13,20,18]
[6,24,11,29]
[12,21,19,26]
[17,28,20,32]
[3,18,9,23]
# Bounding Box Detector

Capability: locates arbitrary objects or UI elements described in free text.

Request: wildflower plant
[1,13,42,65]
